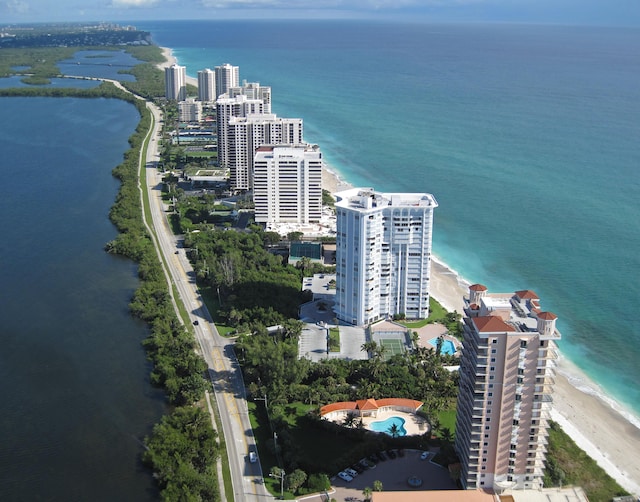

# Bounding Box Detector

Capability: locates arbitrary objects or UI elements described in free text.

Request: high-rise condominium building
[455,285,561,491]
[216,95,265,179]
[197,68,216,102]
[178,98,202,123]
[226,114,304,191]
[214,63,240,97]
[228,81,272,113]
[165,64,186,101]
[253,144,322,225]
[334,188,438,326]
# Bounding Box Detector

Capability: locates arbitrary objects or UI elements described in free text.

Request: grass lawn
[328,327,340,352]
[198,285,236,336]
[437,409,457,436]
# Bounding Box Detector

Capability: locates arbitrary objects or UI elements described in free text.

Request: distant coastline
[158,45,640,494]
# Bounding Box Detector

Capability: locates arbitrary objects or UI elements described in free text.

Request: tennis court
[380,338,406,359]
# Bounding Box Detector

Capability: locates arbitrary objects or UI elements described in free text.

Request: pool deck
[327,409,430,436]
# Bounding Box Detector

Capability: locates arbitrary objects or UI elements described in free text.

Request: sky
[1,0,640,27]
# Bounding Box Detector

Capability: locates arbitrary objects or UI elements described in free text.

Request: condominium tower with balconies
[334,188,438,326]
[165,63,186,101]
[197,68,216,102]
[253,144,322,225]
[214,63,240,97]
[454,284,561,492]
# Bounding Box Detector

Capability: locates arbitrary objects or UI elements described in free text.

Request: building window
[520,340,527,348]
[515,394,522,401]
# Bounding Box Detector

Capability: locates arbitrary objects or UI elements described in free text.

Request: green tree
[373,480,383,492]
[285,469,307,494]
[363,486,372,501]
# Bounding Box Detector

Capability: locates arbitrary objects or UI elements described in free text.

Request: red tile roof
[320,398,424,416]
[470,283,488,291]
[356,398,379,410]
[320,401,357,415]
[537,311,557,320]
[515,289,539,300]
[376,398,423,411]
[472,316,516,333]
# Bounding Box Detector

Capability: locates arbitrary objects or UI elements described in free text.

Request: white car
[344,468,358,477]
[420,451,429,460]
[338,471,353,482]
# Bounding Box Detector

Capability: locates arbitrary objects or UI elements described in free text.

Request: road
[142,101,272,501]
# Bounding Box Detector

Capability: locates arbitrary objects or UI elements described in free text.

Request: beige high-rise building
[455,285,561,491]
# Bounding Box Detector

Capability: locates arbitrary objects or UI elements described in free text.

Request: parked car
[377,450,388,461]
[367,454,379,465]
[387,449,397,459]
[338,471,353,482]
[351,463,364,474]
[249,451,257,463]
[420,451,430,460]
[360,458,374,469]
[344,468,358,477]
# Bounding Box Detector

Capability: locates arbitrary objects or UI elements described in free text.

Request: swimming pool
[369,416,407,437]
[428,337,457,355]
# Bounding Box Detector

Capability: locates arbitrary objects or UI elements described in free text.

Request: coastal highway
[142,102,272,501]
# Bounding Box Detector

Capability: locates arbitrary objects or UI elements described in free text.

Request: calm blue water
[428,337,457,356]
[370,416,407,436]
[140,20,640,422]
[0,97,165,499]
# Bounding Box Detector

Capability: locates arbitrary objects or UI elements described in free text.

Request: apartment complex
[455,285,561,491]
[216,94,265,178]
[214,63,239,97]
[228,81,272,113]
[224,113,304,191]
[334,188,438,326]
[165,63,186,101]
[253,144,322,225]
[178,98,202,123]
[197,68,216,102]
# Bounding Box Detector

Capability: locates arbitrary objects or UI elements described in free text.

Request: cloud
[110,0,159,7]
[5,0,30,14]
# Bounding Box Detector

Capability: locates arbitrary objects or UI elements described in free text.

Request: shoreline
[157,46,640,495]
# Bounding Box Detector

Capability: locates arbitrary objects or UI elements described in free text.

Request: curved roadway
[142,102,272,502]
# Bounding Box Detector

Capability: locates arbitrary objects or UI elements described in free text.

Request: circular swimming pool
[369,416,407,436]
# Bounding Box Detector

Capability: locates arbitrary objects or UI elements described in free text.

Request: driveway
[301,449,457,501]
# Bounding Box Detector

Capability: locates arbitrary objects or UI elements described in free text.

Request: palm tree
[373,480,383,492]
[387,423,400,438]
[363,486,372,501]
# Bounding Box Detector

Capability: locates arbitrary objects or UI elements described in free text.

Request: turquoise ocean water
[140,20,640,422]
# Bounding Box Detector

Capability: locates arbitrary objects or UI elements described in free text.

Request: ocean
[0,97,165,499]
[138,20,640,422]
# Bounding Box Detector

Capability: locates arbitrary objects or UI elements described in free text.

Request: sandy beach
[322,163,640,495]
[156,47,640,496]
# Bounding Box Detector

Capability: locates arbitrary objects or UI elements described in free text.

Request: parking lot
[301,449,457,501]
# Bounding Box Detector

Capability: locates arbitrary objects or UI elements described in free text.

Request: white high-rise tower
[197,68,216,102]
[253,144,322,225]
[165,64,186,101]
[215,63,239,97]
[334,188,438,326]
